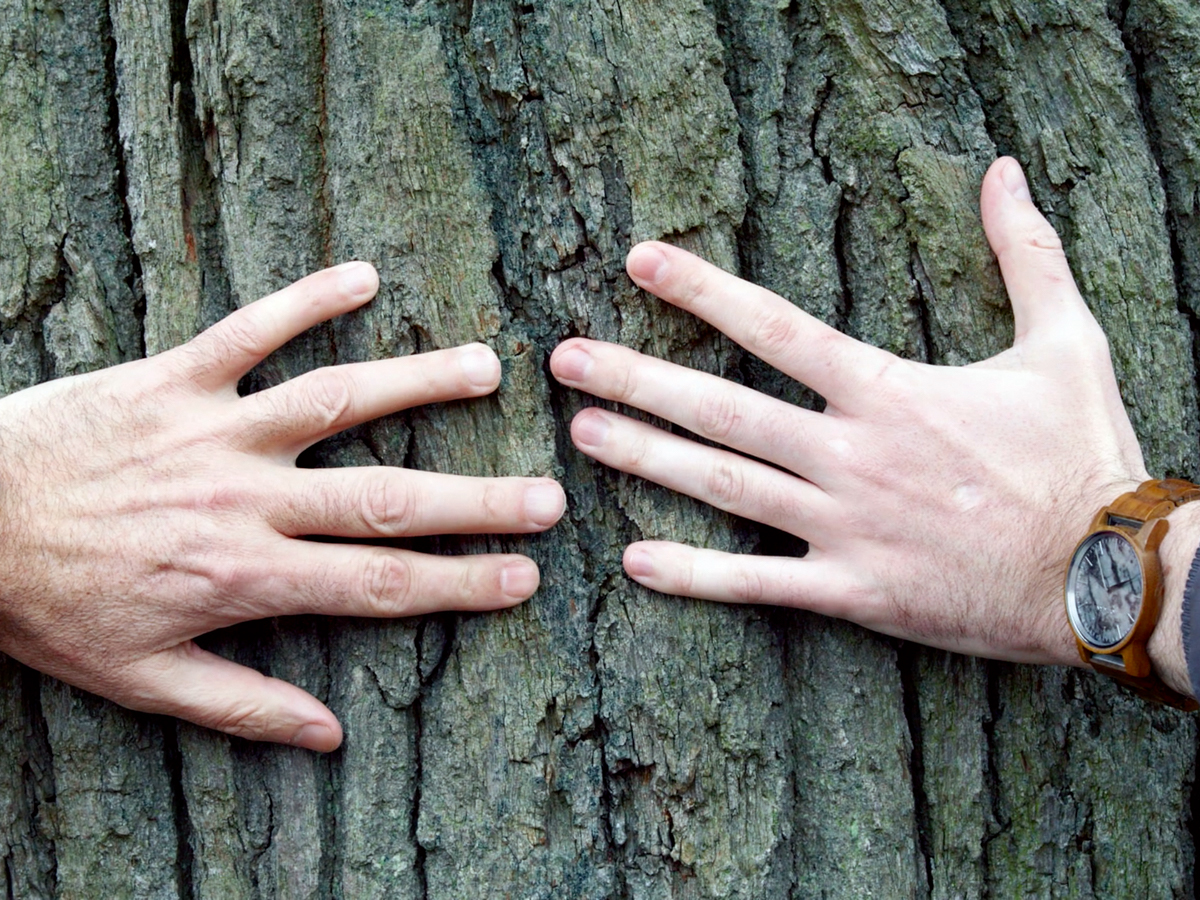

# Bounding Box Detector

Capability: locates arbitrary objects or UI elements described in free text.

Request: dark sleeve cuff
[1182,541,1200,700]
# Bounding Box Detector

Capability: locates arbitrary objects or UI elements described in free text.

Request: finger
[124,641,342,751]
[258,542,540,619]
[172,262,380,390]
[551,338,835,477]
[267,469,565,538]
[979,158,1094,342]
[235,343,501,455]
[570,408,830,533]
[625,242,892,407]
[623,541,858,617]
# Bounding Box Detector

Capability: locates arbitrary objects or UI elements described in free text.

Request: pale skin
[550,156,1198,697]
[1,159,1195,754]
[0,262,566,752]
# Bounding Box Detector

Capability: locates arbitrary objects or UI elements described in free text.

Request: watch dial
[1066,531,1144,649]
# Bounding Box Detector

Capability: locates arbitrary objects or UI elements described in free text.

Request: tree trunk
[2,0,1199,897]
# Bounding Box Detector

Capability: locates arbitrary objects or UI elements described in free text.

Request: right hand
[0,262,565,751]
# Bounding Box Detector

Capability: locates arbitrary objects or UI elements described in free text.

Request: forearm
[1148,502,1200,697]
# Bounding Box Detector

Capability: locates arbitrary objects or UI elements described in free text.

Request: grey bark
[1,0,1199,897]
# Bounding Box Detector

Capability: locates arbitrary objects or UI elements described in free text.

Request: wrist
[1148,500,1200,698]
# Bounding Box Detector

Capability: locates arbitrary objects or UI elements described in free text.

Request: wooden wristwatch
[1064,478,1200,711]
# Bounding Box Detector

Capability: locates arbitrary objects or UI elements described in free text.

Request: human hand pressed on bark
[0,263,565,751]
[551,157,1162,670]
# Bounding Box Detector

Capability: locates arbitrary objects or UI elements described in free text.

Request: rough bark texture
[2,0,1199,897]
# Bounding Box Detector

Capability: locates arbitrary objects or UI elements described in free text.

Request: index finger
[169,262,380,391]
[626,243,891,408]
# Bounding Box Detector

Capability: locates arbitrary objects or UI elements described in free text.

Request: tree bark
[2,0,1199,897]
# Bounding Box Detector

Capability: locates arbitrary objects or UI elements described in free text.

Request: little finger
[624,541,858,616]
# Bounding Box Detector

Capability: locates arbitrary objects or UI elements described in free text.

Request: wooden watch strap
[1089,478,1200,711]
[1107,478,1200,523]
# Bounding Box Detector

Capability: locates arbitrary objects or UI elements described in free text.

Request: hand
[551,158,1150,668]
[0,263,565,751]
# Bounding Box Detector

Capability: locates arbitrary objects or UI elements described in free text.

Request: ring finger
[223,540,542,623]
[570,407,831,534]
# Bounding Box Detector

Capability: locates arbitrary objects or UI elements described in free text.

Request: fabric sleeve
[1182,542,1200,700]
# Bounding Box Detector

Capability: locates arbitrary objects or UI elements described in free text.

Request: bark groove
[2,1,1199,897]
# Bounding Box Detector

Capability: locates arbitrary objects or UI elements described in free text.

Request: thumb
[122,642,343,751]
[980,157,1095,344]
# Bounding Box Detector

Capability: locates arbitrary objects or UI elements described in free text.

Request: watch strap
[1103,478,1200,526]
[1088,651,1198,710]
[1081,478,1200,712]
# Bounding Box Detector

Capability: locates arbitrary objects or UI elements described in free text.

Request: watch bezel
[1065,521,1164,658]
[1065,529,1145,651]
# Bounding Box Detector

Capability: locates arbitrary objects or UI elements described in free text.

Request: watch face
[1066,531,1144,650]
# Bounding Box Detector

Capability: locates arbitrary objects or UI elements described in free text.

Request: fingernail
[627,244,669,285]
[291,723,336,751]
[461,345,501,389]
[554,347,593,383]
[337,261,378,300]
[501,560,539,599]
[524,483,565,526]
[625,548,655,578]
[1001,160,1032,203]
[573,412,610,448]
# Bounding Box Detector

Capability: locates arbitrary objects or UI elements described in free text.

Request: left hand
[550,157,1149,667]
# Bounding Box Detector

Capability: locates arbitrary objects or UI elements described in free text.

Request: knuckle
[673,265,714,311]
[749,309,801,357]
[704,459,747,510]
[361,554,414,615]
[623,433,653,469]
[205,557,258,603]
[1000,224,1072,285]
[300,371,357,433]
[359,477,417,536]
[210,699,267,741]
[454,563,478,606]
[729,566,766,604]
[479,480,508,520]
[609,358,639,402]
[1022,222,1066,257]
[696,391,742,441]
